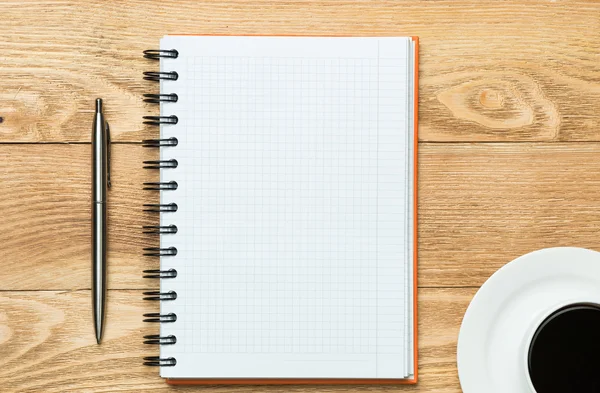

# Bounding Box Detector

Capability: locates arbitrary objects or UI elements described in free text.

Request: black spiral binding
[143,291,178,301]
[143,313,177,323]
[143,71,179,81]
[143,181,178,191]
[143,49,179,60]
[143,203,178,213]
[142,137,178,147]
[143,268,178,279]
[143,247,178,257]
[144,335,177,345]
[143,48,179,367]
[143,115,179,125]
[143,356,177,367]
[143,159,178,169]
[143,225,178,234]
[143,93,178,103]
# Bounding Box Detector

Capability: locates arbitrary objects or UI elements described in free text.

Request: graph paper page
[157,36,414,379]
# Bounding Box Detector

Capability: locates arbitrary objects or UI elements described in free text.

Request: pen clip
[106,121,112,188]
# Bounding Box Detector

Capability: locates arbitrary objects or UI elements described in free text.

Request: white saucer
[457,247,600,393]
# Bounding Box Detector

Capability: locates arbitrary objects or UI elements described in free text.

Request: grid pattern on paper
[163,46,409,357]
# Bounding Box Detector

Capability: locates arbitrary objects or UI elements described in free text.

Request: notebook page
[158,36,413,379]
[407,38,416,378]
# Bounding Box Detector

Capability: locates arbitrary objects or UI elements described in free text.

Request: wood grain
[3,143,600,290]
[0,288,472,393]
[419,142,600,287]
[0,144,158,291]
[0,0,598,142]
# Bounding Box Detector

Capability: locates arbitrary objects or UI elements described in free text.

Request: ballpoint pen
[92,98,111,344]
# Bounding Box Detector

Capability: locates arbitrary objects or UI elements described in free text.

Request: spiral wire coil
[142,48,180,367]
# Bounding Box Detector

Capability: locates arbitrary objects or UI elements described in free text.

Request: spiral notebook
[142,35,418,385]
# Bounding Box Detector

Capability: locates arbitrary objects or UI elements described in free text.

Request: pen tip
[96,98,103,113]
[95,325,103,344]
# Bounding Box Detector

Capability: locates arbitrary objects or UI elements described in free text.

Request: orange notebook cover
[146,36,419,385]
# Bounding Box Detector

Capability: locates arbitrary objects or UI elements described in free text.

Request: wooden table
[1,1,598,391]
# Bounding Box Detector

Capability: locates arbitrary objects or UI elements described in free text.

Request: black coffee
[528,304,600,393]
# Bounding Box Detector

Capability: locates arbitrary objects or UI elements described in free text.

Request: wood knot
[479,89,504,109]
[0,91,64,141]
[436,72,559,136]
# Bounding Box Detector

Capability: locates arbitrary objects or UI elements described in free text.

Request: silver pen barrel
[92,98,109,344]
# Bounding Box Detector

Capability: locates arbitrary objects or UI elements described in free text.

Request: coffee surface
[528,304,600,393]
